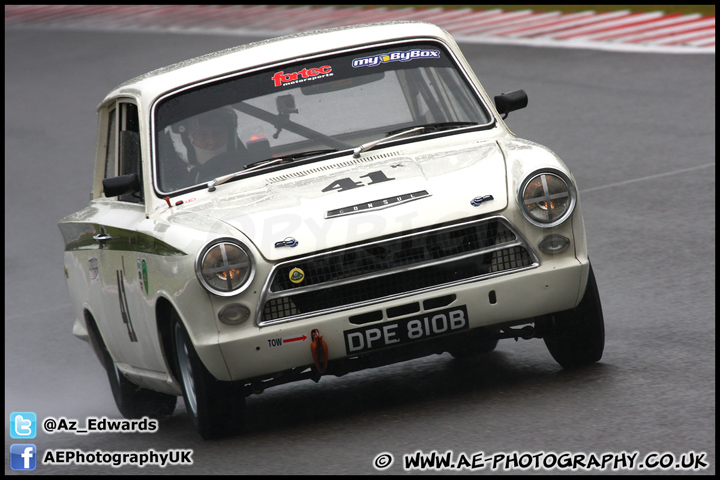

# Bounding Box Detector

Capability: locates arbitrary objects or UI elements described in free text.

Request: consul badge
[326,190,430,218]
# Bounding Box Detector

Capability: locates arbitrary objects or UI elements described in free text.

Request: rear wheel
[542,264,605,369]
[87,315,177,418]
[170,313,245,439]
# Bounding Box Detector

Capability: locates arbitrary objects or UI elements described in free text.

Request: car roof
[99,21,457,111]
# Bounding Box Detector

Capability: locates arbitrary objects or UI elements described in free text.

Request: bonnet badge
[471,195,494,207]
[274,237,298,248]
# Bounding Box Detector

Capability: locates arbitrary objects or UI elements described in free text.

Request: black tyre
[171,313,246,439]
[87,315,177,419]
[542,264,605,369]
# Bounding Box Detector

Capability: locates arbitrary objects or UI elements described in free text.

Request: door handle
[93,233,112,242]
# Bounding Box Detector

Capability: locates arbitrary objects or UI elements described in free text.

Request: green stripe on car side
[59,223,186,256]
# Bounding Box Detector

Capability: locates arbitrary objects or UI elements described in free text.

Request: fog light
[218,304,251,325]
[538,234,570,254]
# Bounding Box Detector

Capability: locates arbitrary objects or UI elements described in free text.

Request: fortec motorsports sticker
[352,49,440,68]
[271,65,333,87]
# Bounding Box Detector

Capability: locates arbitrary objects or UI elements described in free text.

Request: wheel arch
[155,296,181,382]
[155,294,234,382]
[83,309,109,369]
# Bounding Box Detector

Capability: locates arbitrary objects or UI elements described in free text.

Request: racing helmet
[173,106,239,165]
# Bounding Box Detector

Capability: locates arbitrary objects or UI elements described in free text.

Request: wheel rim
[174,324,198,416]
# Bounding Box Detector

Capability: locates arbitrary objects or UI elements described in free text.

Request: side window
[118,103,143,203]
[103,102,143,203]
[104,108,117,179]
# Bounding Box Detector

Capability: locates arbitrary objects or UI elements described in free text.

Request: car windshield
[154,41,493,194]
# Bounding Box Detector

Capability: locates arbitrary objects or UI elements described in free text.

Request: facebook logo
[10,444,37,471]
[10,412,37,439]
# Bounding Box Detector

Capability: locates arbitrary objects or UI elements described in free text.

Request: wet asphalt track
[4,27,715,474]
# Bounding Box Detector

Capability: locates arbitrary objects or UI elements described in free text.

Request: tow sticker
[267,334,308,348]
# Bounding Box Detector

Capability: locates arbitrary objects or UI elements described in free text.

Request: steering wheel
[192,150,243,184]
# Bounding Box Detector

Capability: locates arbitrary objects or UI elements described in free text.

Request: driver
[158,106,247,191]
[178,106,240,171]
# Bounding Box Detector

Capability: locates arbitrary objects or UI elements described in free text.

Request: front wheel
[542,264,605,369]
[171,313,245,439]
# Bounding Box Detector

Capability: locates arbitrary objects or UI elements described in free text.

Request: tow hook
[311,329,328,375]
[499,325,536,341]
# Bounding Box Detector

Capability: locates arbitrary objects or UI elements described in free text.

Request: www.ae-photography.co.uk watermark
[373,449,709,472]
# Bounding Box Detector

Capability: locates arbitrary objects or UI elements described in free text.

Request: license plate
[344,305,469,355]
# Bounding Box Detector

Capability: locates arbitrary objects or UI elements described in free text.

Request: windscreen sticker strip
[271,65,333,87]
[351,49,440,68]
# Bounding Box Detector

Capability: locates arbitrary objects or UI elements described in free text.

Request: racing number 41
[322,170,395,193]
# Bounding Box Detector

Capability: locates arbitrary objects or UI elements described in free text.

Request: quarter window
[104,108,117,180]
[103,102,143,203]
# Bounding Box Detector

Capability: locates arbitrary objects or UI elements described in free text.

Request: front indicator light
[539,234,570,254]
[196,239,254,296]
[519,170,576,227]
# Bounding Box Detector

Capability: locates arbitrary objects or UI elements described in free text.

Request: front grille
[259,217,536,325]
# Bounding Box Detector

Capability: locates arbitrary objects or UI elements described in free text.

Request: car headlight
[518,169,576,227]
[195,239,254,296]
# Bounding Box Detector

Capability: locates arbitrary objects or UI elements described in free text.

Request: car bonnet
[167,137,508,262]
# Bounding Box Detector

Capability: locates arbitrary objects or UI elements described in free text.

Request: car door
[93,100,159,372]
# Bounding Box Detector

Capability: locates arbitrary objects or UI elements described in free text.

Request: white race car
[59,21,604,439]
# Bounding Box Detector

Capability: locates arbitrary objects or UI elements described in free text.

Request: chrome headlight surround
[518,169,577,228]
[195,238,254,296]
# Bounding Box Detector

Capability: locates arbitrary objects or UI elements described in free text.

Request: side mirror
[103,173,140,197]
[494,89,528,119]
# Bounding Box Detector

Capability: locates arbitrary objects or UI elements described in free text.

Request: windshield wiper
[243,149,338,171]
[207,149,338,191]
[352,122,478,158]
[353,126,425,158]
[385,122,480,137]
